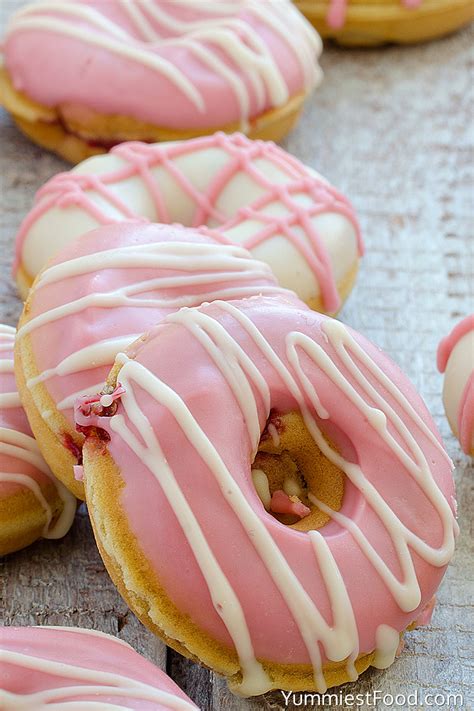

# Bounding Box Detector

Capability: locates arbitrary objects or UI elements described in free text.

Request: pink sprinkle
[73,465,84,482]
[76,392,101,416]
[326,0,347,29]
[110,384,126,401]
[327,0,420,30]
[270,490,311,519]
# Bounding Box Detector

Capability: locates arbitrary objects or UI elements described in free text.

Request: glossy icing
[15,133,363,313]
[0,626,197,709]
[437,315,474,455]
[0,324,75,539]
[77,296,457,695]
[327,0,423,29]
[17,222,286,455]
[3,0,321,130]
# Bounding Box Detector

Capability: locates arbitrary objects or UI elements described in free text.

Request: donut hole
[251,411,345,532]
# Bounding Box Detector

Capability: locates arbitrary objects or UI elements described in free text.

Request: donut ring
[437,315,474,456]
[0,0,322,163]
[76,295,457,695]
[0,626,197,709]
[294,0,474,45]
[0,324,75,555]
[15,132,363,313]
[15,221,286,499]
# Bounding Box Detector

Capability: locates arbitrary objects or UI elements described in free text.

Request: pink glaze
[18,222,286,449]
[3,0,321,130]
[437,315,474,455]
[73,464,84,482]
[77,296,457,692]
[0,626,197,709]
[270,490,311,519]
[327,0,423,29]
[15,133,363,314]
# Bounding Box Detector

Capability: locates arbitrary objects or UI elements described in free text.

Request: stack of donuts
[0,0,470,707]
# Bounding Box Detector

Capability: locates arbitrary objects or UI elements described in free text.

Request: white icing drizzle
[251,468,271,510]
[308,531,360,689]
[0,649,196,710]
[0,389,21,409]
[19,243,280,343]
[5,0,321,124]
[17,239,286,417]
[1,427,51,477]
[0,428,76,539]
[0,323,17,341]
[373,625,401,669]
[248,0,319,89]
[103,301,457,693]
[0,326,21,408]
[12,1,132,40]
[34,240,274,288]
[0,359,15,372]
[20,283,281,338]
[117,0,161,42]
[109,367,271,695]
[26,336,141,389]
[34,626,131,646]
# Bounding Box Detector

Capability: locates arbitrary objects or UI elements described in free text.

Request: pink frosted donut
[14,133,363,315]
[437,315,474,456]
[0,626,197,709]
[0,0,322,161]
[76,295,457,695]
[15,221,287,499]
[294,0,474,45]
[0,324,75,555]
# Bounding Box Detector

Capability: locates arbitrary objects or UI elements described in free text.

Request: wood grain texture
[0,1,472,707]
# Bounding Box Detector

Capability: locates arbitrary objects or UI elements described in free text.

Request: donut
[294,0,474,45]
[15,221,288,499]
[0,0,322,164]
[75,295,458,695]
[0,324,76,556]
[0,625,197,709]
[14,132,363,313]
[437,315,474,456]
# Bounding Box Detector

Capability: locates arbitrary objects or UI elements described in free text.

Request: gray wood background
[0,2,472,708]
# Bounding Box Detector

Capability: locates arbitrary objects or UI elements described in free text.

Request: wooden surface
[0,4,473,708]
